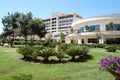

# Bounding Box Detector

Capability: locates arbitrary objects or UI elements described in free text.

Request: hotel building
[65,14,120,44]
[42,12,82,38]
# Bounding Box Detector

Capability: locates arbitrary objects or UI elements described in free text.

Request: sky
[0,0,120,33]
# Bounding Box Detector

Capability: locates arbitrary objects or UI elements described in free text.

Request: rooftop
[88,13,120,18]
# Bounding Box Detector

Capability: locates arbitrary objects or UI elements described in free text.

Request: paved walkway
[5,50,16,52]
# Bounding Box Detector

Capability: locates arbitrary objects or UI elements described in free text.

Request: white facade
[42,12,82,38]
[66,14,120,44]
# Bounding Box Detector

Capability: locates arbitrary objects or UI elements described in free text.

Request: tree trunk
[10,33,15,47]
[25,35,28,47]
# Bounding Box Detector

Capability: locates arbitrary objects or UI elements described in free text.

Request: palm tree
[85,25,89,31]
[106,22,114,31]
[106,22,114,44]
[96,33,101,44]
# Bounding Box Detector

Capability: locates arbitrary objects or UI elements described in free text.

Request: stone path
[5,50,16,52]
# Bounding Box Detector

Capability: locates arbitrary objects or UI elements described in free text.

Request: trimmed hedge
[104,45,118,52]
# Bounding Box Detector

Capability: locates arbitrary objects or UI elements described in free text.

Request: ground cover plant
[0,46,120,80]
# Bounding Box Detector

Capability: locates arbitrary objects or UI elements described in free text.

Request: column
[84,37,88,44]
[78,38,82,44]
[99,34,104,44]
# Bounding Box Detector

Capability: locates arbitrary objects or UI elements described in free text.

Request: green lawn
[0,46,120,80]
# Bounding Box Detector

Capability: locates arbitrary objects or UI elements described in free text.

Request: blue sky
[0,0,120,33]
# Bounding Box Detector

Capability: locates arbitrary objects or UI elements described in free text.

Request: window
[89,25,100,32]
[77,27,84,33]
[106,23,120,31]
[88,38,98,43]
[106,38,120,44]
[114,24,120,31]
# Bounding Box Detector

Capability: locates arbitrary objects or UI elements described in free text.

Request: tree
[0,32,7,46]
[96,33,101,44]
[19,12,33,46]
[29,18,46,38]
[2,12,21,47]
[2,12,46,47]
[106,22,114,31]
[106,22,114,44]
[28,18,46,46]
[85,25,89,31]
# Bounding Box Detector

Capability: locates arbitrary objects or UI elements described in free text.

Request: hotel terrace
[65,14,120,44]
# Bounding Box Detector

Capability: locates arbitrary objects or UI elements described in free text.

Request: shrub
[34,41,41,45]
[105,45,117,52]
[61,43,74,50]
[38,48,56,61]
[42,39,56,48]
[66,46,79,61]
[56,51,66,62]
[117,45,120,50]
[77,45,89,58]
[13,41,26,45]
[96,44,107,48]
[99,56,120,80]
[34,45,44,50]
[13,41,21,45]
[17,46,38,60]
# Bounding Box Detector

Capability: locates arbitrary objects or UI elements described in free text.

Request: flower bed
[99,56,120,80]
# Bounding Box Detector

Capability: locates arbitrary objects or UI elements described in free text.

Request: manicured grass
[0,46,120,80]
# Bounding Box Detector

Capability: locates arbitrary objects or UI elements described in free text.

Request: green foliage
[106,22,114,31]
[27,41,34,46]
[96,44,107,48]
[13,41,25,45]
[34,45,44,50]
[56,51,66,61]
[77,45,89,58]
[66,46,79,60]
[104,45,118,52]
[118,45,120,50]
[17,46,38,60]
[13,40,42,46]
[29,18,46,38]
[66,45,89,61]
[14,41,21,45]
[61,43,74,50]
[85,25,89,31]
[34,41,41,45]
[43,37,56,48]
[38,48,56,61]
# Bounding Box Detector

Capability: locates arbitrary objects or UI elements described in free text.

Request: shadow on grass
[41,60,69,64]
[72,54,93,63]
[12,73,33,80]
[20,54,93,64]
[21,58,41,63]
